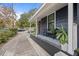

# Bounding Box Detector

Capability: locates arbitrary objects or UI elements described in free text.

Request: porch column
[36,19,38,37]
[68,3,74,55]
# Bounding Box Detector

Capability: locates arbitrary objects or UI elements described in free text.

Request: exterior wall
[56,6,68,31]
[38,6,68,35]
[38,5,69,36]
[38,17,47,35]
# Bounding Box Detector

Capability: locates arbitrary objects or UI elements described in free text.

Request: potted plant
[74,48,79,56]
[51,28,59,38]
[56,25,68,51]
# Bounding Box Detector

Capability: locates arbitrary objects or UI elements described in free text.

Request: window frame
[47,12,56,32]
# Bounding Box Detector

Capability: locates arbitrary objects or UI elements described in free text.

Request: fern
[56,25,68,44]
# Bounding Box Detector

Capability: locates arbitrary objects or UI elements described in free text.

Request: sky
[13,3,42,19]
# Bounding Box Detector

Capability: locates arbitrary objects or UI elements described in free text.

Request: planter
[61,43,68,52]
[74,51,79,56]
[74,48,79,56]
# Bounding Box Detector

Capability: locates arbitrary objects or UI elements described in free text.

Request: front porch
[30,3,79,55]
[30,34,72,56]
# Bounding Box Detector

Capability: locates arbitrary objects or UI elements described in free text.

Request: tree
[17,13,30,28]
[16,8,37,28]
[0,19,4,28]
[26,8,37,18]
[0,5,16,28]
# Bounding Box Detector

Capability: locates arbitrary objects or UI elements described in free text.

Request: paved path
[0,31,39,56]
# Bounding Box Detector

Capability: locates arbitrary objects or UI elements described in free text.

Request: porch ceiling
[30,3,68,22]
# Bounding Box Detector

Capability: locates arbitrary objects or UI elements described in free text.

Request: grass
[0,28,17,44]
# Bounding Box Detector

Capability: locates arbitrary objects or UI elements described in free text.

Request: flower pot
[74,50,79,56]
[61,43,68,52]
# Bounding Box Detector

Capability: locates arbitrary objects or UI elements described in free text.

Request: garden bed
[0,28,17,44]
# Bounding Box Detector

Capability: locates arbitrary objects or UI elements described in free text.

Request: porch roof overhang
[29,3,68,22]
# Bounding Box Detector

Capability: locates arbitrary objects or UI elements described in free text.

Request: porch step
[54,51,68,56]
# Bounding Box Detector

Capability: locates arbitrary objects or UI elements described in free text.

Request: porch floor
[30,35,72,56]
[30,35,60,55]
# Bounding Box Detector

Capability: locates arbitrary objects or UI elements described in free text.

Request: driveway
[0,31,40,56]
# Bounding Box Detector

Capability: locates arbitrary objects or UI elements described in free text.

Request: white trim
[73,23,77,50]
[47,16,48,31]
[36,19,38,37]
[54,11,56,29]
[68,3,74,55]
[47,11,56,17]
[30,3,67,22]
[30,3,46,21]
[47,11,56,32]
[38,11,56,33]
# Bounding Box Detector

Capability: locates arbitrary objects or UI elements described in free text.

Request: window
[48,13,55,33]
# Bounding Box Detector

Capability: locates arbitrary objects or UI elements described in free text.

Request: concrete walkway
[0,31,49,56]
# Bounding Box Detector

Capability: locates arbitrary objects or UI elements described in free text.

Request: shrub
[8,28,17,36]
[0,28,17,44]
[0,32,8,43]
[74,48,79,56]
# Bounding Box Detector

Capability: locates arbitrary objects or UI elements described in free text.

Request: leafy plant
[52,28,59,38]
[74,48,79,56]
[0,32,8,43]
[56,25,68,44]
[0,28,17,44]
[75,48,79,53]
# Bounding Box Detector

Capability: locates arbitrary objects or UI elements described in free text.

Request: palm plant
[56,25,68,44]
